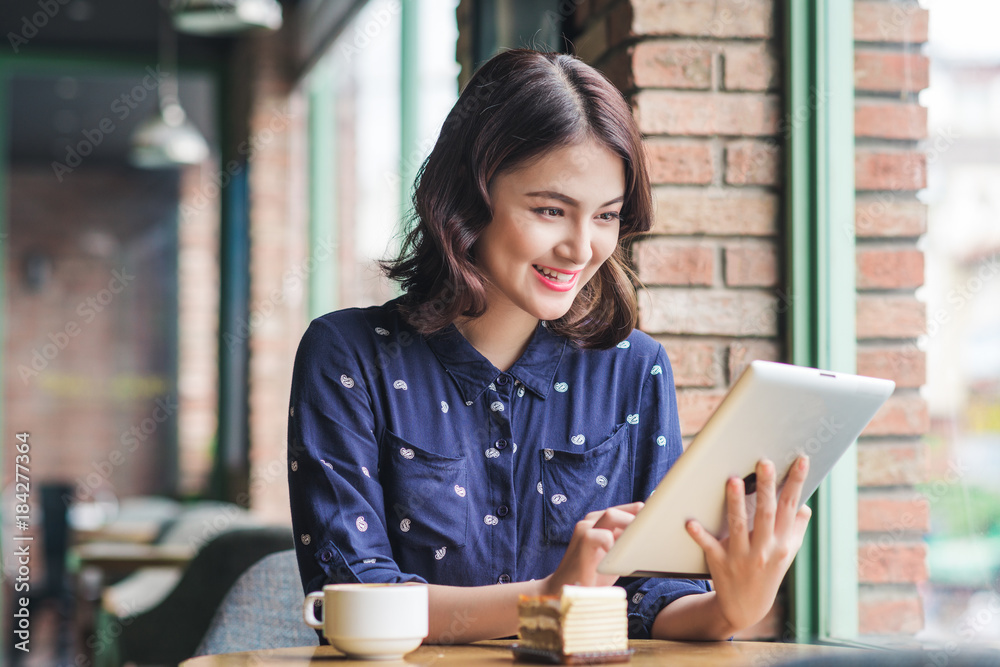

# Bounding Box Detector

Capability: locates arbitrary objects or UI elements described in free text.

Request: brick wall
[177,164,220,497]
[7,134,228,509]
[853,0,930,638]
[456,0,931,640]
[571,0,785,639]
[4,168,180,500]
[233,26,309,523]
[574,0,786,450]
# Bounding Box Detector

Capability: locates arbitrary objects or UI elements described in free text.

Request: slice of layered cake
[515,585,630,664]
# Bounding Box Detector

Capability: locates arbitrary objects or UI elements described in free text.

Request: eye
[534,207,563,218]
[597,211,621,222]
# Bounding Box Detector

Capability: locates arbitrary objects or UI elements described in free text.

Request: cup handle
[303,591,325,629]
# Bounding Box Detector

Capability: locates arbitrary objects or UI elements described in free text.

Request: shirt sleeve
[288,317,427,596]
[618,343,711,639]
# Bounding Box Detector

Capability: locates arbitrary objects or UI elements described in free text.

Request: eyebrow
[525,190,624,208]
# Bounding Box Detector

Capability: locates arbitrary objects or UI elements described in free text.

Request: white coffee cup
[303,582,429,660]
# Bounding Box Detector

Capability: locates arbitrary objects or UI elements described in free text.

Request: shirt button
[496,374,510,386]
[319,550,332,563]
[498,573,511,584]
[496,505,509,517]
[495,438,508,450]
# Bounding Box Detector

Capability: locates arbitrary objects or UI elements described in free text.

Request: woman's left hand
[685,455,813,634]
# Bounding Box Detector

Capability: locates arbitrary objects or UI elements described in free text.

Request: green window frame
[305,0,424,318]
[306,61,339,320]
[784,0,858,642]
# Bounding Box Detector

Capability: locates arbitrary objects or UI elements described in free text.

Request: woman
[287,49,811,642]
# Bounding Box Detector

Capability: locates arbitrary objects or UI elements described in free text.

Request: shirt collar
[425,321,568,404]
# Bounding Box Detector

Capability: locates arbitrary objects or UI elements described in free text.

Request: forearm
[426,578,546,644]
[650,591,736,641]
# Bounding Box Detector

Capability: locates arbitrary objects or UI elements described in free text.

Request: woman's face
[475,136,625,323]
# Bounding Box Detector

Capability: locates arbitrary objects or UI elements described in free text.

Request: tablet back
[598,360,895,579]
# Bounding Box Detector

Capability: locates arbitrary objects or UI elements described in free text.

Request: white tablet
[598,360,895,579]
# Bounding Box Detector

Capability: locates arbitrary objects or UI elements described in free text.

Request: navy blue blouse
[287,297,710,638]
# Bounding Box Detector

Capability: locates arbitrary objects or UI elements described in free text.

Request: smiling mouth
[533,265,578,283]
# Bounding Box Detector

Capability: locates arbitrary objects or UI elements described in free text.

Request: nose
[556,217,593,266]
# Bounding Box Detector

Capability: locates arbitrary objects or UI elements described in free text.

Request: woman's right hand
[541,501,644,595]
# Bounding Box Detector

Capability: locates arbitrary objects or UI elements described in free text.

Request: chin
[530,301,575,323]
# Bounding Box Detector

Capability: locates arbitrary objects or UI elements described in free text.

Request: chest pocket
[380,428,469,549]
[541,423,633,545]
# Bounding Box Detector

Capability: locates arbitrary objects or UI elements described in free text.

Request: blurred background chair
[194,548,318,656]
[93,523,293,667]
[91,500,262,621]
[70,497,289,667]
[73,495,183,545]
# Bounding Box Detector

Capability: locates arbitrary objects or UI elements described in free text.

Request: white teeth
[534,265,572,282]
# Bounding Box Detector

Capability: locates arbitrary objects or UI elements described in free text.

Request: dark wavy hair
[381,49,652,349]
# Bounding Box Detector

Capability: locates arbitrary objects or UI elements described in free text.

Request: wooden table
[74,519,164,545]
[74,542,196,571]
[181,639,864,666]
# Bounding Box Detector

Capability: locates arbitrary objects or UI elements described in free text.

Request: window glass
[305,0,459,309]
[918,0,1000,644]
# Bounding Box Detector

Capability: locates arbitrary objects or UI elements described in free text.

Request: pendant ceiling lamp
[129,104,210,168]
[129,4,209,169]
[170,0,283,35]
